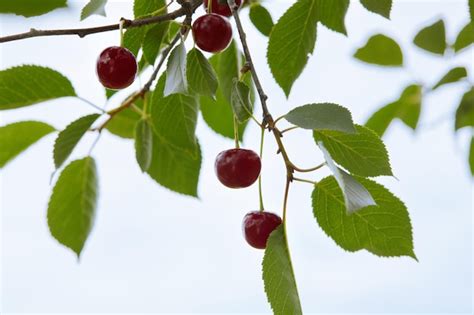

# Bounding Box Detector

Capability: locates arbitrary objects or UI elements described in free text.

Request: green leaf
[164,41,188,97]
[211,41,240,103]
[249,3,274,36]
[146,134,201,197]
[0,121,55,168]
[143,22,170,65]
[455,87,474,131]
[454,22,474,53]
[413,19,447,55]
[267,0,318,97]
[134,0,165,18]
[365,102,398,137]
[106,97,143,139]
[469,137,474,176]
[201,89,247,140]
[365,85,422,136]
[123,27,146,56]
[135,119,153,172]
[316,0,349,35]
[166,21,181,44]
[432,67,467,90]
[48,157,98,258]
[200,43,252,140]
[231,79,253,123]
[470,0,474,22]
[105,88,117,99]
[314,125,393,177]
[80,0,107,20]
[53,114,100,170]
[0,0,66,17]
[354,34,403,67]
[262,226,303,315]
[318,142,376,213]
[138,54,150,74]
[152,74,198,153]
[395,85,422,130]
[360,0,392,19]
[0,65,76,110]
[312,176,416,259]
[187,48,218,98]
[285,103,356,133]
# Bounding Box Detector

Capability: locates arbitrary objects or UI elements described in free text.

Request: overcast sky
[1,0,472,314]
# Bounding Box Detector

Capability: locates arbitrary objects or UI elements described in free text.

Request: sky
[0,0,473,314]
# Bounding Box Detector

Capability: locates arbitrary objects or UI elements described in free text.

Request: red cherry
[96,46,137,90]
[242,211,282,249]
[192,14,233,53]
[215,148,261,188]
[203,0,242,17]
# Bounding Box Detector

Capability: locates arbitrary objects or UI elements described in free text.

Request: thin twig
[227,0,271,124]
[293,177,317,185]
[292,162,326,173]
[280,126,299,134]
[0,0,201,44]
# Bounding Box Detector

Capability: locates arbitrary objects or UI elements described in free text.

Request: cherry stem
[119,19,125,47]
[233,115,240,149]
[258,125,265,211]
[207,0,212,13]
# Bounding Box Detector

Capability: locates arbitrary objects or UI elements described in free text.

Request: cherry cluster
[95,0,281,249]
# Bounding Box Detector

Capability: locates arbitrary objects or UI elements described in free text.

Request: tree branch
[228,0,296,179]
[227,0,271,124]
[0,0,201,44]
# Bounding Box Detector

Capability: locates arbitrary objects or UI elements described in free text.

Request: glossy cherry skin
[242,211,282,249]
[192,13,233,53]
[203,0,242,17]
[96,46,137,90]
[215,148,261,188]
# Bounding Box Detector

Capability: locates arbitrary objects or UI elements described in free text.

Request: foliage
[357,15,473,176]
[1,0,472,312]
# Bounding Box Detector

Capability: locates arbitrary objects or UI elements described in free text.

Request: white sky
[1,0,473,314]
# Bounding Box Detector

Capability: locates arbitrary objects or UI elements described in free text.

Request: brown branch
[228,0,296,179]
[0,0,201,44]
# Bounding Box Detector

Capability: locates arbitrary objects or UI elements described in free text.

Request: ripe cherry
[96,46,137,90]
[203,0,242,17]
[215,148,261,188]
[242,211,282,249]
[192,13,233,53]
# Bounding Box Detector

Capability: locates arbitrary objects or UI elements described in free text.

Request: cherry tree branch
[0,0,201,44]
[228,0,297,179]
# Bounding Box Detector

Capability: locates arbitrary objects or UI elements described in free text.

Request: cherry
[192,13,233,53]
[203,0,242,17]
[215,148,261,188]
[242,211,282,249]
[96,46,137,90]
